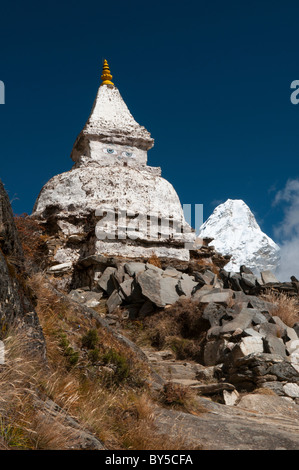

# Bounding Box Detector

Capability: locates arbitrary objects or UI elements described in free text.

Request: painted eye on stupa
[103,148,117,155]
[122,151,133,157]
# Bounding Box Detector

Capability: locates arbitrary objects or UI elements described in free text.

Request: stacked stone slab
[66,254,299,402]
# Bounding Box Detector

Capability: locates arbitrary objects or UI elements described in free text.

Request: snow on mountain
[198,199,280,274]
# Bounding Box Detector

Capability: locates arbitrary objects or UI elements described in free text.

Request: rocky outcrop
[65,248,299,404]
[220,265,299,298]
[154,394,299,450]
[0,180,45,358]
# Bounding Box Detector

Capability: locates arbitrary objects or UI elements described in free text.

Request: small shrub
[88,348,100,364]
[160,382,194,409]
[147,253,162,268]
[102,348,130,383]
[0,419,30,450]
[147,316,179,349]
[58,333,79,368]
[168,336,201,361]
[143,299,208,361]
[14,214,48,270]
[261,291,299,327]
[81,329,99,350]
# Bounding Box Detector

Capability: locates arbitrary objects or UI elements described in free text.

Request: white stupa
[33,60,195,267]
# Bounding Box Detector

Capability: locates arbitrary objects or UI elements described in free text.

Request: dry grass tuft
[158,382,208,417]
[261,291,299,327]
[250,388,277,396]
[11,272,197,450]
[160,382,194,409]
[14,214,48,271]
[147,253,162,268]
[0,333,79,450]
[140,299,208,362]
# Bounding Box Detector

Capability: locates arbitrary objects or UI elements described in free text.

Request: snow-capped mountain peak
[198,199,280,274]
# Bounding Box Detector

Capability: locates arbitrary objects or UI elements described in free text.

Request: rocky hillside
[0,180,45,357]
[1,181,299,450]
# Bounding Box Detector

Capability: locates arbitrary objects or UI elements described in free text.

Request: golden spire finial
[101,59,114,86]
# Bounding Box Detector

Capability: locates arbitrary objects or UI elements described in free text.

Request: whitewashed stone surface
[33,81,195,263]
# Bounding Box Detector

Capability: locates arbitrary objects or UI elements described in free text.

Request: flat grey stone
[145,262,163,274]
[286,326,299,341]
[244,328,263,338]
[98,267,117,294]
[124,262,146,277]
[68,289,87,303]
[163,267,181,278]
[106,290,122,313]
[220,308,257,334]
[177,276,198,297]
[241,273,257,288]
[154,394,299,450]
[229,273,243,291]
[204,338,228,366]
[252,311,268,325]
[231,336,264,360]
[268,361,299,383]
[259,382,285,396]
[136,268,161,302]
[200,289,234,307]
[223,389,239,406]
[286,339,299,355]
[233,291,249,303]
[246,296,276,314]
[263,334,286,358]
[293,323,299,337]
[192,285,214,301]
[191,382,236,395]
[289,352,299,373]
[137,270,179,307]
[159,277,180,305]
[283,383,299,398]
[202,303,228,327]
[195,270,215,285]
[119,278,133,299]
[47,262,73,273]
[113,264,126,284]
[240,266,254,275]
[261,270,279,284]
[270,316,288,337]
[257,322,281,338]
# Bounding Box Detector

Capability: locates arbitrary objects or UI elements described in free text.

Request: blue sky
[1,0,299,253]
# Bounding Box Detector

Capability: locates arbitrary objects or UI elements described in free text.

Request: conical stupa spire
[70,58,154,163]
[101,59,114,86]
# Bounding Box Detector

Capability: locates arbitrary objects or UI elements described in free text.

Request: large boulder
[137,269,180,307]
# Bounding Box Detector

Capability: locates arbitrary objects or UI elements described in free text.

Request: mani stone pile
[67,254,299,403]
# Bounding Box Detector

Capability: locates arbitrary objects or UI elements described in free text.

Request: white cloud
[273,179,299,281]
